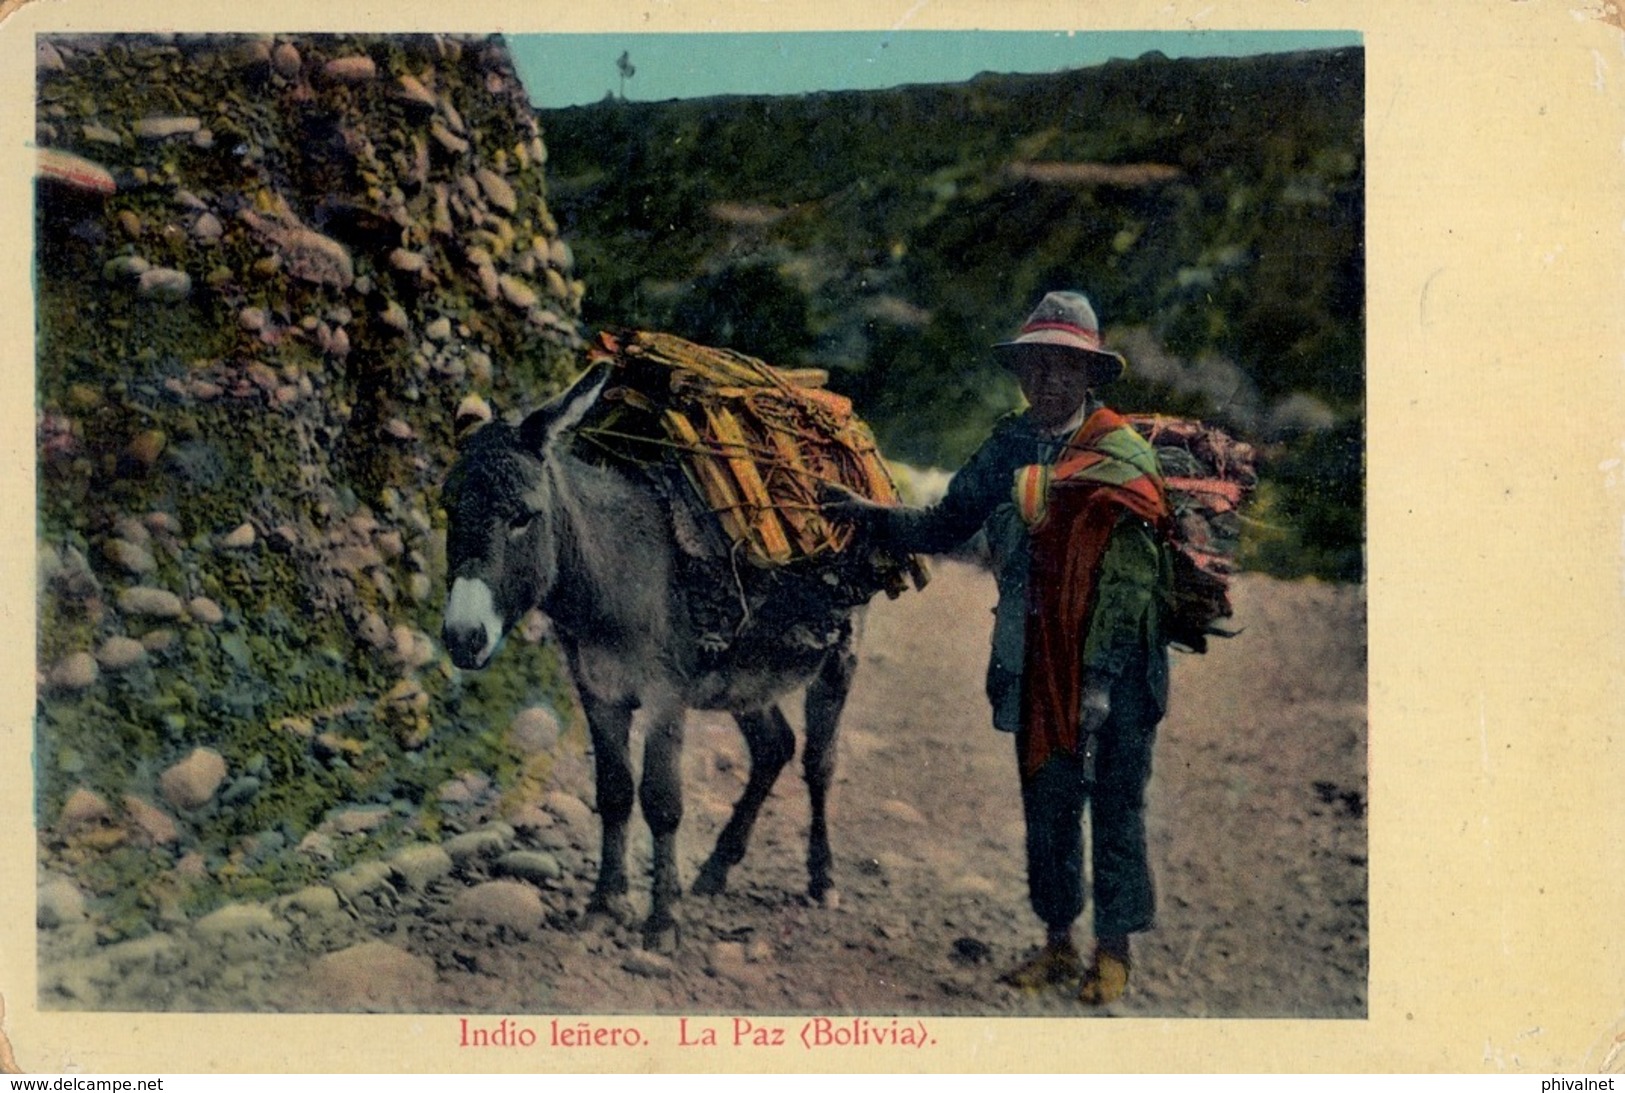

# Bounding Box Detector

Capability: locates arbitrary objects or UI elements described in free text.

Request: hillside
[540,47,1364,579]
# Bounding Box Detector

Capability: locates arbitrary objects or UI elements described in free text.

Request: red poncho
[1018,409,1171,780]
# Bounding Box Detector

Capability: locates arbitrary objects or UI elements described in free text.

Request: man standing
[825,290,1173,1005]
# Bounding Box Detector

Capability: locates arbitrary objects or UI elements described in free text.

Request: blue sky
[510,30,1361,109]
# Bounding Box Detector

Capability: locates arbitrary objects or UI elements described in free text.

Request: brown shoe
[999,938,1085,990]
[1077,948,1131,1005]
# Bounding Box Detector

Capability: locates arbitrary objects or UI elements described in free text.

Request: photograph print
[31,27,1365,1020]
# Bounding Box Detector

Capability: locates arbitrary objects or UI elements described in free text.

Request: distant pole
[616,50,637,100]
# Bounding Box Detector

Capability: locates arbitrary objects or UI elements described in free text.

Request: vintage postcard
[2,0,1622,1075]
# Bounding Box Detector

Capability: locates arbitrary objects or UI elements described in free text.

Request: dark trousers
[1016,674,1160,938]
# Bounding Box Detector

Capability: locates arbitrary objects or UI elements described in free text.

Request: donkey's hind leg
[803,634,858,904]
[692,706,796,896]
[639,700,690,950]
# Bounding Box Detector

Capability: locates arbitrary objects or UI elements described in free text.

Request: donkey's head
[440,365,609,670]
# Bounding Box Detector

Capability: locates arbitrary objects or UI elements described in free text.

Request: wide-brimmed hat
[992,290,1126,385]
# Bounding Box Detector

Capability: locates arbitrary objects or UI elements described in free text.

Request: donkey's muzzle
[442,576,502,669]
[443,621,493,670]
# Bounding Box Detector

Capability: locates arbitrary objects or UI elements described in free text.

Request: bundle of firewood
[576,329,927,597]
[1126,414,1259,652]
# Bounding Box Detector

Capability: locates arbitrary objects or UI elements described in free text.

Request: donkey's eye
[508,512,536,534]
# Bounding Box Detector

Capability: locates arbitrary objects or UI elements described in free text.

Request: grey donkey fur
[440,365,860,947]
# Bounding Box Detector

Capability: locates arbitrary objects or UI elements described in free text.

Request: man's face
[1011,350,1093,431]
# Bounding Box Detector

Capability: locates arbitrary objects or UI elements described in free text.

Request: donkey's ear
[518,363,611,453]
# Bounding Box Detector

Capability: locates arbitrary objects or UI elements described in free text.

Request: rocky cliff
[35,33,584,939]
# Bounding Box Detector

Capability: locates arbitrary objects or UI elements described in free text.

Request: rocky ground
[37,563,1367,1019]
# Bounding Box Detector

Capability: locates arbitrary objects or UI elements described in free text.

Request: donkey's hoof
[584,891,636,929]
[692,862,730,896]
[812,886,841,910]
[642,916,680,954]
[809,876,845,909]
[808,875,840,909]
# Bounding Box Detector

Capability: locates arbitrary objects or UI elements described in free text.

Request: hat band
[1018,320,1103,351]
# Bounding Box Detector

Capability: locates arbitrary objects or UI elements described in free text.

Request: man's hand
[1077,682,1111,784]
[1079,683,1112,737]
[819,482,889,527]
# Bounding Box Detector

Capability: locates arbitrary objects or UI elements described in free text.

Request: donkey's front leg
[582,695,636,926]
[639,701,687,950]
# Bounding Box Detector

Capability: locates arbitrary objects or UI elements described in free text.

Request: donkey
[440,365,859,948]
